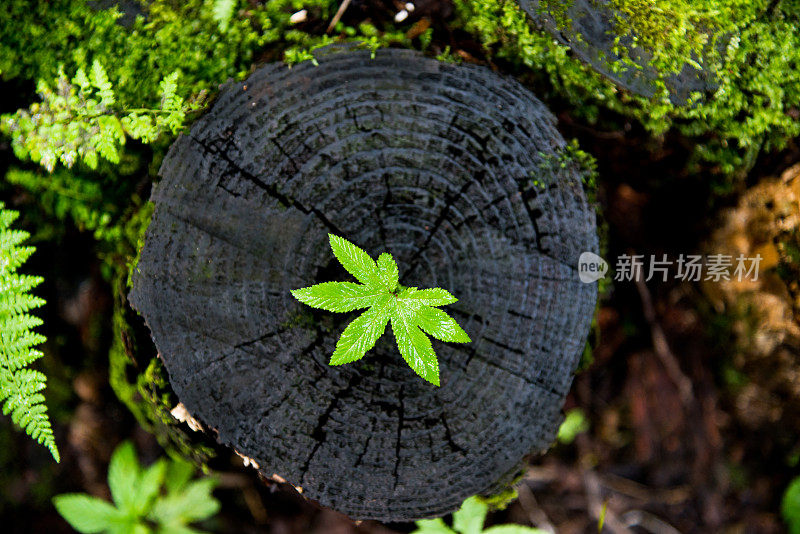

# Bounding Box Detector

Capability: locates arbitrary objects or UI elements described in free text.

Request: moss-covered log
[129,48,597,521]
[517,0,714,102]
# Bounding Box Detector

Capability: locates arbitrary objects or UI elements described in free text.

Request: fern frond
[0,202,58,462]
[1,61,188,173]
[212,0,237,31]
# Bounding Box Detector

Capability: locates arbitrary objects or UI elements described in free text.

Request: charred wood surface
[130,48,598,521]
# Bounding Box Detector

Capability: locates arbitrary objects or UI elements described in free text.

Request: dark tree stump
[129,48,597,521]
[517,0,714,102]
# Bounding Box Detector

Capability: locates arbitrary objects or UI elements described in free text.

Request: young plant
[412,496,546,534]
[1,61,192,173]
[53,440,220,534]
[291,234,471,386]
[556,407,590,445]
[0,202,58,462]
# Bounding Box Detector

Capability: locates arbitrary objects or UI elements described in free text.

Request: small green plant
[291,234,471,386]
[1,61,193,173]
[53,440,219,534]
[556,407,590,444]
[783,476,800,534]
[412,496,546,534]
[0,202,58,462]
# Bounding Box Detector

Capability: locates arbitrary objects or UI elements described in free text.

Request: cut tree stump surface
[517,0,713,102]
[129,48,597,521]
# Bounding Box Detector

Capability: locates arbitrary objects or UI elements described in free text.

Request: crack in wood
[440,412,466,455]
[402,177,477,279]
[392,388,405,490]
[300,374,363,483]
[233,326,290,349]
[191,134,345,237]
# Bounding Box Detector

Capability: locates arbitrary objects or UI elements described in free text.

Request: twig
[620,510,682,534]
[216,472,269,524]
[327,0,352,34]
[517,482,556,533]
[584,471,630,534]
[634,275,694,405]
[599,472,690,506]
[524,465,560,484]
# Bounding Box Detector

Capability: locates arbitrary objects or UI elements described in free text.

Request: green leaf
[398,287,458,306]
[452,497,488,534]
[391,303,439,386]
[330,296,393,365]
[413,518,457,534]
[413,306,471,343]
[73,68,91,91]
[163,460,196,494]
[212,0,236,32]
[328,234,384,288]
[0,203,58,461]
[156,524,205,534]
[412,496,548,534]
[557,408,589,445]
[149,478,220,525]
[106,520,150,534]
[89,60,115,106]
[133,458,167,515]
[482,526,548,534]
[53,494,125,533]
[108,440,140,513]
[376,253,399,292]
[291,234,470,385]
[783,476,800,534]
[291,282,385,312]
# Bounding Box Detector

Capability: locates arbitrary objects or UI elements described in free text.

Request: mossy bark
[129,48,598,520]
[518,0,713,102]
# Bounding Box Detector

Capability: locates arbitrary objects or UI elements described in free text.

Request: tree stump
[517,0,713,102]
[129,48,598,521]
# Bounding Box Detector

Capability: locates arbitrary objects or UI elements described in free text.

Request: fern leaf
[212,0,237,32]
[0,202,59,462]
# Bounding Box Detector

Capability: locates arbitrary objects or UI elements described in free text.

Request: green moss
[604,0,762,76]
[476,485,519,512]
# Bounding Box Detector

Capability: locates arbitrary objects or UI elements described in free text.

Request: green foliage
[0,203,59,462]
[291,234,470,386]
[454,0,800,176]
[412,496,546,534]
[556,407,590,444]
[1,61,193,172]
[6,166,123,243]
[476,486,521,513]
[212,0,237,32]
[0,0,412,173]
[607,0,759,75]
[541,0,763,79]
[53,440,219,534]
[783,476,800,534]
[0,0,270,99]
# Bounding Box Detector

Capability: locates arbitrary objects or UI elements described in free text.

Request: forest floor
[2,1,800,533]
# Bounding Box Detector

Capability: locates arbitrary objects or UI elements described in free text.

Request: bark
[129,48,598,521]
